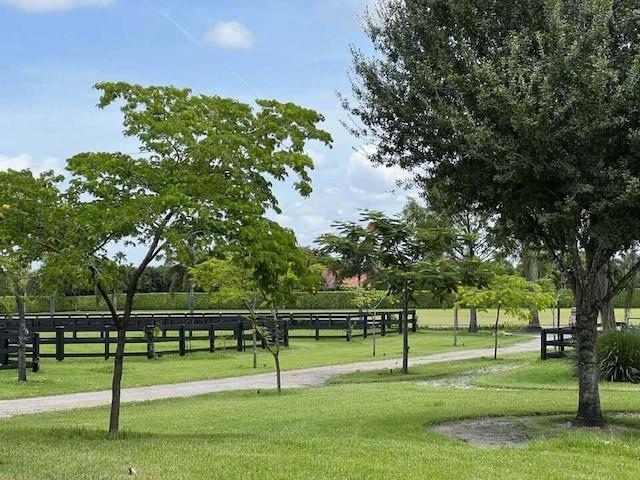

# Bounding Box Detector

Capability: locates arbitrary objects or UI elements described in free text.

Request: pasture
[1,309,640,479]
[2,354,640,479]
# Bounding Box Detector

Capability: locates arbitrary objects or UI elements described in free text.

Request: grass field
[3,310,640,479]
[0,329,529,400]
[417,307,640,327]
[2,354,640,479]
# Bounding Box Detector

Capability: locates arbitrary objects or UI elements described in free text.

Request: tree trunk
[493,305,500,360]
[401,287,409,374]
[624,247,637,323]
[624,279,635,324]
[573,286,604,427]
[274,350,281,394]
[15,287,27,383]
[526,310,541,331]
[112,286,118,311]
[372,309,376,357]
[595,263,616,329]
[109,327,126,434]
[468,306,478,332]
[524,247,542,332]
[453,306,458,347]
[251,321,257,369]
[188,282,195,315]
[599,297,616,329]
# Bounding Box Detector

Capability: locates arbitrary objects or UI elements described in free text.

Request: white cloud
[299,214,327,232]
[323,187,340,196]
[204,21,255,49]
[0,153,65,176]
[347,144,411,195]
[306,147,330,170]
[0,0,114,12]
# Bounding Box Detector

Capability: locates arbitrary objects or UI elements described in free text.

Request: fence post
[236,320,244,351]
[209,324,215,353]
[104,325,110,361]
[0,332,8,365]
[32,333,40,373]
[541,330,547,360]
[179,324,186,356]
[55,325,65,362]
[314,315,320,341]
[283,319,289,347]
[145,325,155,359]
[381,313,386,337]
[411,310,417,332]
[363,312,368,338]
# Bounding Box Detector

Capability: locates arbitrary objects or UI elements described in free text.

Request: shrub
[597,328,640,383]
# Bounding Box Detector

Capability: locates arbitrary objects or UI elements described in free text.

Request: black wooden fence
[0,310,416,362]
[0,330,40,371]
[540,326,575,360]
[540,322,628,360]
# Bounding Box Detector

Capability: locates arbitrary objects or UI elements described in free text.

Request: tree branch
[602,258,640,305]
[89,264,120,327]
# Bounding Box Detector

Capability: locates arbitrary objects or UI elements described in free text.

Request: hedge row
[2,290,449,314]
[2,288,639,315]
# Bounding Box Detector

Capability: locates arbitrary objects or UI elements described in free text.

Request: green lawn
[1,355,640,479]
[0,329,530,399]
[418,307,640,327]
[3,314,640,479]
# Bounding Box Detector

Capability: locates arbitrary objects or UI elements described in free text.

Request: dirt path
[0,337,539,419]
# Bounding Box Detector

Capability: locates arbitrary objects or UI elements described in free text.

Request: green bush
[597,328,640,383]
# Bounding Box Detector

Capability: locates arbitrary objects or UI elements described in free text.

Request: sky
[0,0,415,263]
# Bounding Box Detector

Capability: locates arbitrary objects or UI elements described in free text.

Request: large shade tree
[345,0,640,426]
[62,82,332,433]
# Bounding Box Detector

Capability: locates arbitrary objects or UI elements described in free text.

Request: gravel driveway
[0,337,539,419]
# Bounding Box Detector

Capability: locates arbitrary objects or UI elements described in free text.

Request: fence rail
[0,310,416,362]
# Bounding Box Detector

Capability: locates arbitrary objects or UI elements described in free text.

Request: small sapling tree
[191,256,264,368]
[351,287,392,357]
[241,220,322,393]
[193,219,321,392]
[458,275,557,358]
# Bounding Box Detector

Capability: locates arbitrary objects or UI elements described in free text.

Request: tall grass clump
[597,327,640,383]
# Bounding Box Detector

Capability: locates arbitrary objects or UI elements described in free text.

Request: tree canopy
[345,0,640,426]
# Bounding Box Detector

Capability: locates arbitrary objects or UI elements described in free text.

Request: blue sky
[0,0,414,262]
